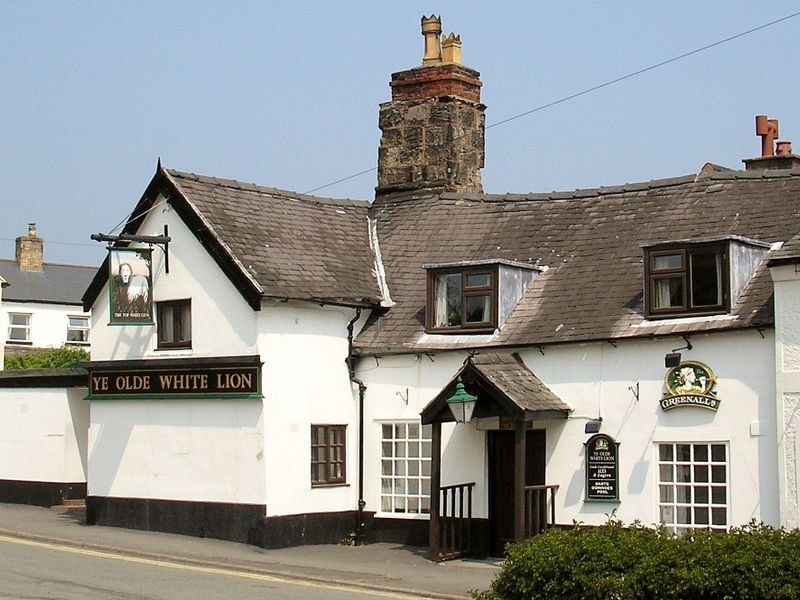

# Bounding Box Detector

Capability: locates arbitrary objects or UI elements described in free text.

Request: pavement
[0,503,501,599]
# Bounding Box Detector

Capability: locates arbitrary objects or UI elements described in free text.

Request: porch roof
[421,352,571,424]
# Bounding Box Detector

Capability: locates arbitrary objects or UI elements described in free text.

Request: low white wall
[0,387,89,483]
[88,399,265,504]
[357,328,779,529]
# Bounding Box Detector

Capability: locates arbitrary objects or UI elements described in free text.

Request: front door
[488,429,545,556]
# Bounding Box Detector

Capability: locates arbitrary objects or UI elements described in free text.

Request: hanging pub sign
[585,433,619,501]
[108,247,153,325]
[660,361,719,412]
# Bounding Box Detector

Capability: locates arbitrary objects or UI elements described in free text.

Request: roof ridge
[166,168,370,208]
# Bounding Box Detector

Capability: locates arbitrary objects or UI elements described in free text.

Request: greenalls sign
[660,361,719,412]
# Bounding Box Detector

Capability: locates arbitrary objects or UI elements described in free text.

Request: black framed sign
[585,433,619,501]
[109,247,153,325]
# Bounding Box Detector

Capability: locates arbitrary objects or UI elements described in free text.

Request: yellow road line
[0,534,427,599]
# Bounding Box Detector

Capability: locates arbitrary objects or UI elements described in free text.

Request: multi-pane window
[428,268,496,332]
[8,313,31,343]
[67,315,90,344]
[157,300,191,349]
[380,422,432,514]
[658,442,728,535]
[645,244,727,317]
[311,425,346,486]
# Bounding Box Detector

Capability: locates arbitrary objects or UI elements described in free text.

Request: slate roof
[769,232,800,265]
[83,166,383,310]
[421,352,570,424]
[355,168,800,354]
[0,260,95,306]
[164,170,382,306]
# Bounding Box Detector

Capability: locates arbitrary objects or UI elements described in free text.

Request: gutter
[346,307,367,545]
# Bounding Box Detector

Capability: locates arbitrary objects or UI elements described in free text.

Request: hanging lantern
[446,376,477,423]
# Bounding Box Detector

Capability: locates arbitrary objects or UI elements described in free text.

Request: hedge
[4,346,89,370]
[472,519,800,600]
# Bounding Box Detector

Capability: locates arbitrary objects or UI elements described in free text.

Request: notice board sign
[585,433,619,501]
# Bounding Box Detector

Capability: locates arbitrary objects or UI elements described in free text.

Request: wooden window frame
[644,243,729,319]
[156,299,192,350]
[311,424,347,487]
[426,266,498,334]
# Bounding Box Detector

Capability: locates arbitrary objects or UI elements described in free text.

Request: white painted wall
[357,329,779,529]
[0,387,89,483]
[0,277,5,369]
[2,301,89,351]
[771,262,800,528]
[258,301,368,517]
[88,398,265,503]
[90,195,258,361]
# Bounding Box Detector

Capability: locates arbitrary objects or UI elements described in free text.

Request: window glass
[157,300,191,349]
[658,442,728,535]
[653,277,683,309]
[310,424,346,486]
[433,273,461,327]
[8,313,31,342]
[653,254,683,270]
[691,252,722,307]
[380,421,431,515]
[429,269,496,331]
[465,273,491,287]
[67,315,90,344]
[465,294,491,323]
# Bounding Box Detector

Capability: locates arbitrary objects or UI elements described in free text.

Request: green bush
[4,345,89,370]
[472,519,800,600]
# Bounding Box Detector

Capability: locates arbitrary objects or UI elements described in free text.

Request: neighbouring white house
[0,225,95,506]
[61,16,800,559]
[0,224,95,365]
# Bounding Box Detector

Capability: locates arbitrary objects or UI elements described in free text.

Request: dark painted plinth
[86,496,266,544]
[253,510,359,549]
[0,479,86,507]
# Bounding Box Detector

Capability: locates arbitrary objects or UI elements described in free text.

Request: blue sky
[2,2,798,265]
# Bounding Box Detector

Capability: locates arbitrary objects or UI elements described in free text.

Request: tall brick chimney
[377,15,485,195]
[16,223,44,272]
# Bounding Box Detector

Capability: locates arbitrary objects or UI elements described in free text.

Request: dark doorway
[488,429,545,557]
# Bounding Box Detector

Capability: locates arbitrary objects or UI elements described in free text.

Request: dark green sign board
[585,433,619,501]
[88,364,261,400]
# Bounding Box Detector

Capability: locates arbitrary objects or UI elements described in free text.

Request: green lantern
[447,376,477,423]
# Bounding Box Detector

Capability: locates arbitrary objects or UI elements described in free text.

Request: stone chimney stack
[377,15,485,195]
[16,223,44,272]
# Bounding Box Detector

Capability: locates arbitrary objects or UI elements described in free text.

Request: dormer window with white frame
[643,236,770,319]
[425,259,542,334]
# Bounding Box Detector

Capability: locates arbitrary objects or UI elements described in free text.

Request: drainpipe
[346,307,367,545]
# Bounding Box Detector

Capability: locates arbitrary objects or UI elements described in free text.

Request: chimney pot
[755,114,779,157]
[421,15,442,65]
[441,33,462,64]
[776,140,793,156]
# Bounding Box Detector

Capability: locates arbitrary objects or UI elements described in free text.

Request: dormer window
[643,237,769,319]
[425,259,542,334]
[429,268,497,332]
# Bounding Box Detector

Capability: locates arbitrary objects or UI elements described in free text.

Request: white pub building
[71,17,800,559]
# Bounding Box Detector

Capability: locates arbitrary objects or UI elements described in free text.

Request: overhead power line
[302,10,800,195]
